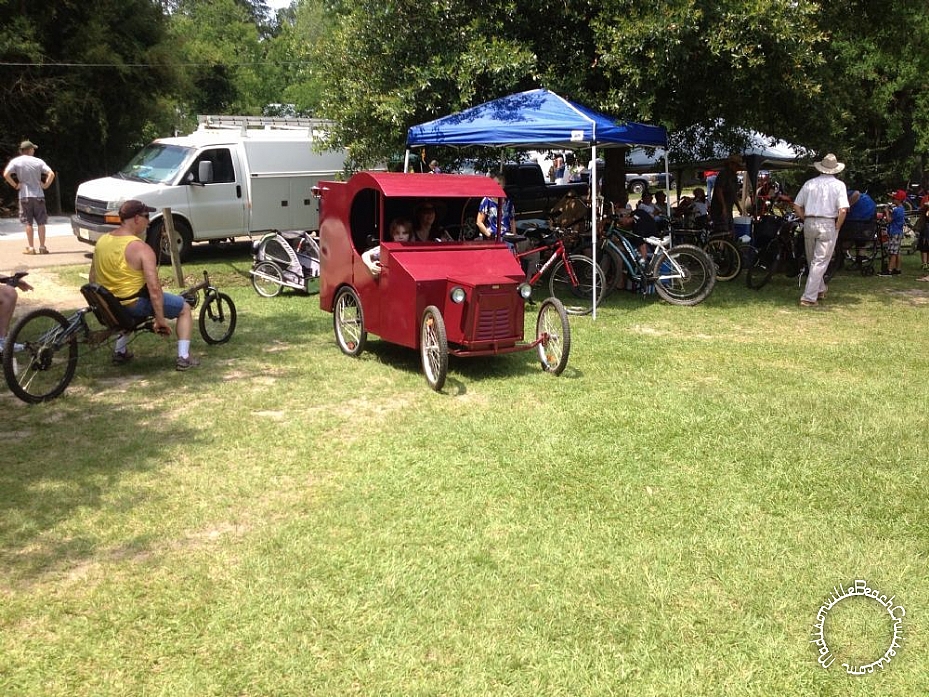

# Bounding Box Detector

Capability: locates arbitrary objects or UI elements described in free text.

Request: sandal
[38,246,49,254]
[23,247,36,255]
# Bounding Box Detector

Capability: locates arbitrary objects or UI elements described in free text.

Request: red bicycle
[513,228,605,315]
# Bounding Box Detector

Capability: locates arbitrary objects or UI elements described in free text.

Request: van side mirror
[198,161,214,185]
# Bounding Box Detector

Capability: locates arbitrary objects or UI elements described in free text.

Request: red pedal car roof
[342,172,506,199]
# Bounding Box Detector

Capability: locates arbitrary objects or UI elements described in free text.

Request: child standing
[881,189,907,276]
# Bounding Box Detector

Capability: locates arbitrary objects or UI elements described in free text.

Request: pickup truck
[502,162,589,219]
[626,172,675,194]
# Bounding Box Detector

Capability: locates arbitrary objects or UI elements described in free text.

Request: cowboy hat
[814,153,845,174]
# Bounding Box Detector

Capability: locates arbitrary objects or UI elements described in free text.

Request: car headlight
[450,286,466,304]
[518,283,532,299]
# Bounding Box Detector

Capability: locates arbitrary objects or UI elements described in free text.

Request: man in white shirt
[792,154,849,307]
[3,140,55,255]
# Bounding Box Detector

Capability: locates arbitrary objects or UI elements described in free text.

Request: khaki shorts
[19,197,48,226]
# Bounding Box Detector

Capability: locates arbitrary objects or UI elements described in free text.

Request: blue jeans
[127,292,187,320]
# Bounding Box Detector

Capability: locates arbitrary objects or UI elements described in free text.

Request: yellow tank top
[92,234,145,305]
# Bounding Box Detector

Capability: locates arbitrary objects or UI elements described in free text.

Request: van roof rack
[197,115,334,136]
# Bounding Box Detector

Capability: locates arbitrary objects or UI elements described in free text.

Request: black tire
[420,305,448,391]
[251,261,284,297]
[2,308,78,403]
[199,292,237,345]
[536,298,571,375]
[147,217,194,264]
[705,238,742,281]
[548,254,606,315]
[651,244,716,305]
[597,244,624,297]
[333,287,366,356]
[746,238,781,290]
[739,242,759,270]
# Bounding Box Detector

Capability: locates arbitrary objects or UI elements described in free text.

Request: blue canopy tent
[406,89,669,317]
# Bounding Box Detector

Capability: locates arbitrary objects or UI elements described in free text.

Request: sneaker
[112,349,134,365]
[878,270,893,277]
[0,339,25,352]
[23,247,35,255]
[175,355,201,371]
[891,269,902,275]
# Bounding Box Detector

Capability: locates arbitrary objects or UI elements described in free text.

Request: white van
[71,115,348,261]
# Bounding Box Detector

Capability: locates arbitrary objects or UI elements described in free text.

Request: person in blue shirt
[842,188,877,260]
[476,173,516,239]
[880,189,906,275]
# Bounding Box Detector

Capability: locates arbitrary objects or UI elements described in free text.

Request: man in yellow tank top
[89,199,199,370]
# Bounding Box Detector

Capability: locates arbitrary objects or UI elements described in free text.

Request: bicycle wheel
[705,238,742,281]
[548,254,606,315]
[535,297,571,375]
[199,292,237,345]
[2,308,78,403]
[746,238,781,290]
[651,244,716,306]
[251,261,284,297]
[333,286,366,356]
[420,305,448,391]
[739,242,759,270]
[597,244,624,297]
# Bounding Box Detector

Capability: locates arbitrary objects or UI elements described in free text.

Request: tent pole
[403,150,410,173]
[591,145,598,320]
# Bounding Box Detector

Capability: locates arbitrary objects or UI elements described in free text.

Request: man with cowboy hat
[792,154,849,307]
[3,139,56,255]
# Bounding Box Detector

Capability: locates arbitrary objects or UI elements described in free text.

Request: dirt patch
[13,268,85,313]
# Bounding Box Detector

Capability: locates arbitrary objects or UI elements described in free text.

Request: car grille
[74,196,109,225]
[474,307,514,341]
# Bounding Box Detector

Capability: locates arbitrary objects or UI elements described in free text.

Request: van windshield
[117,144,191,184]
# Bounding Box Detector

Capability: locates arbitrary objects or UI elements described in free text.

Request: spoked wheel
[705,238,742,281]
[651,244,716,306]
[746,239,781,290]
[548,254,606,315]
[2,308,78,403]
[251,261,284,297]
[333,287,366,356]
[535,298,571,375]
[420,305,448,392]
[199,292,237,345]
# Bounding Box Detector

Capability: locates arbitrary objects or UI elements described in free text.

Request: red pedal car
[315,172,570,391]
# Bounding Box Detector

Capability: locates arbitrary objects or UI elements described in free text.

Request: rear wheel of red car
[333,287,367,356]
[420,305,448,392]
[536,297,571,375]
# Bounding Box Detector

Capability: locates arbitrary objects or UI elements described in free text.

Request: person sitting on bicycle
[618,205,659,258]
[87,199,200,371]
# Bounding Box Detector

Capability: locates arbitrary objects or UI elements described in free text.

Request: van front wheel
[147,217,193,264]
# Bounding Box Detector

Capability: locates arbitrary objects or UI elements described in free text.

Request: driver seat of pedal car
[80,283,147,331]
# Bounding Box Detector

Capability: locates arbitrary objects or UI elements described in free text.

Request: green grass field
[2,248,927,696]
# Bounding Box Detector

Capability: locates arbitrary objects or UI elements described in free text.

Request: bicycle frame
[602,226,648,284]
[602,224,689,288]
[3,270,236,403]
[515,236,574,287]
